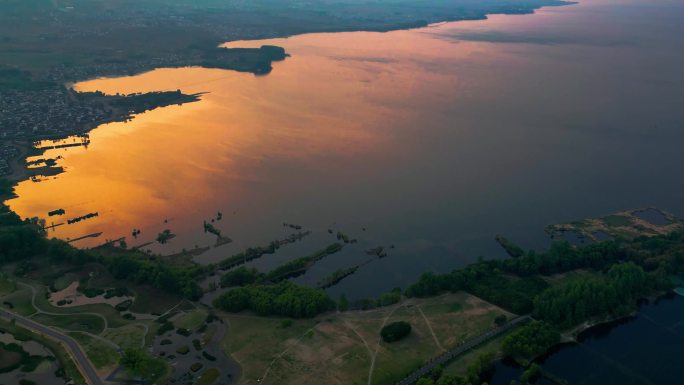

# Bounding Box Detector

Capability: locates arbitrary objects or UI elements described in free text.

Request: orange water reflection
[8,16,501,253]
[7,0,683,271]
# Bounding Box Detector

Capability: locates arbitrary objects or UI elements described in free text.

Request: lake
[486,293,684,385]
[6,0,684,299]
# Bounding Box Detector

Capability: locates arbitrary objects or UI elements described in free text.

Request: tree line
[212,281,335,318]
[406,232,682,315]
[0,199,204,299]
[534,262,662,328]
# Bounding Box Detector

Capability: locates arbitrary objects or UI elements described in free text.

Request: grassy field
[1,286,36,316]
[129,286,182,315]
[31,313,105,334]
[221,292,510,385]
[175,309,208,331]
[222,315,319,384]
[0,275,16,296]
[53,273,82,291]
[68,332,119,370]
[102,324,148,351]
[196,367,221,385]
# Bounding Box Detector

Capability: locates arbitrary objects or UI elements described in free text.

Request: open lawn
[69,332,119,370]
[31,313,105,334]
[175,309,208,331]
[196,367,221,385]
[53,272,82,291]
[129,286,182,315]
[0,276,16,296]
[103,324,148,350]
[221,292,509,385]
[1,287,36,316]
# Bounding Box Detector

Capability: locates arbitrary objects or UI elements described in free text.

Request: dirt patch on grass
[222,292,508,385]
[49,281,132,308]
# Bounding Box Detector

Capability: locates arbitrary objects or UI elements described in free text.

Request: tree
[534,263,654,328]
[520,363,541,383]
[338,294,349,312]
[416,379,435,385]
[212,281,335,318]
[120,349,165,380]
[502,321,559,361]
[381,321,411,343]
[220,266,262,287]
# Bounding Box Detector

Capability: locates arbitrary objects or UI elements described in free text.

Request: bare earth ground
[49,281,133,308]
[221,292,511,385]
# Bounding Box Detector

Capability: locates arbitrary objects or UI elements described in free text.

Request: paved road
[0,308,104,385]
[203,321,242,385]
[396,315,532,385]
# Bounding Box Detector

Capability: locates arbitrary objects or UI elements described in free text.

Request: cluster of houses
[0,87,111,140]
[0,144,18,176]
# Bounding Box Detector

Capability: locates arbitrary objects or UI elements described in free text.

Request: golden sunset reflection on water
[8,18,492,254]
[6,0,684,296]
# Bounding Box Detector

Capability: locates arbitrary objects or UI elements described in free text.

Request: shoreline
[36,1,576,89]
[525,290,676,367]
[1,0,576,192]
[1,90,204,187]
[0,0,581,256]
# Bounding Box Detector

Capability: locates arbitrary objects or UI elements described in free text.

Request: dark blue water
[633,209,673,226]
[486,294,684,385]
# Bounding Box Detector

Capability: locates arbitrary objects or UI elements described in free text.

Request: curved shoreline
[492,290,679,381]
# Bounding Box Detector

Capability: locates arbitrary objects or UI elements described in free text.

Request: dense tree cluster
[416,377,483,385]
[263,243,343,282]
[103,252,204,300]
[0,192,203,299]
[219,266,262,287]
[120,348,166,380]
[406,231,684,315]
[502,321,560,361]
[517,363,542,384]
[343,288,403,311]
[380,321,412,342]
[406,264,548,314]
[534,262,658,328]
[218,243,343,289]
[496,235,525,258]
[217,242,280,270]
[213,281,335,318]
[378,288,402,307]
[0,222,45,263]
[497,240,621,276]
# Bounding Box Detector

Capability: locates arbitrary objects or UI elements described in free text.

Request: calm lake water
[6,0,684,298]
[486,293,684,385]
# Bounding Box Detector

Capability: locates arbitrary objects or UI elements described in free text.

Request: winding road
[0,307,104,385]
